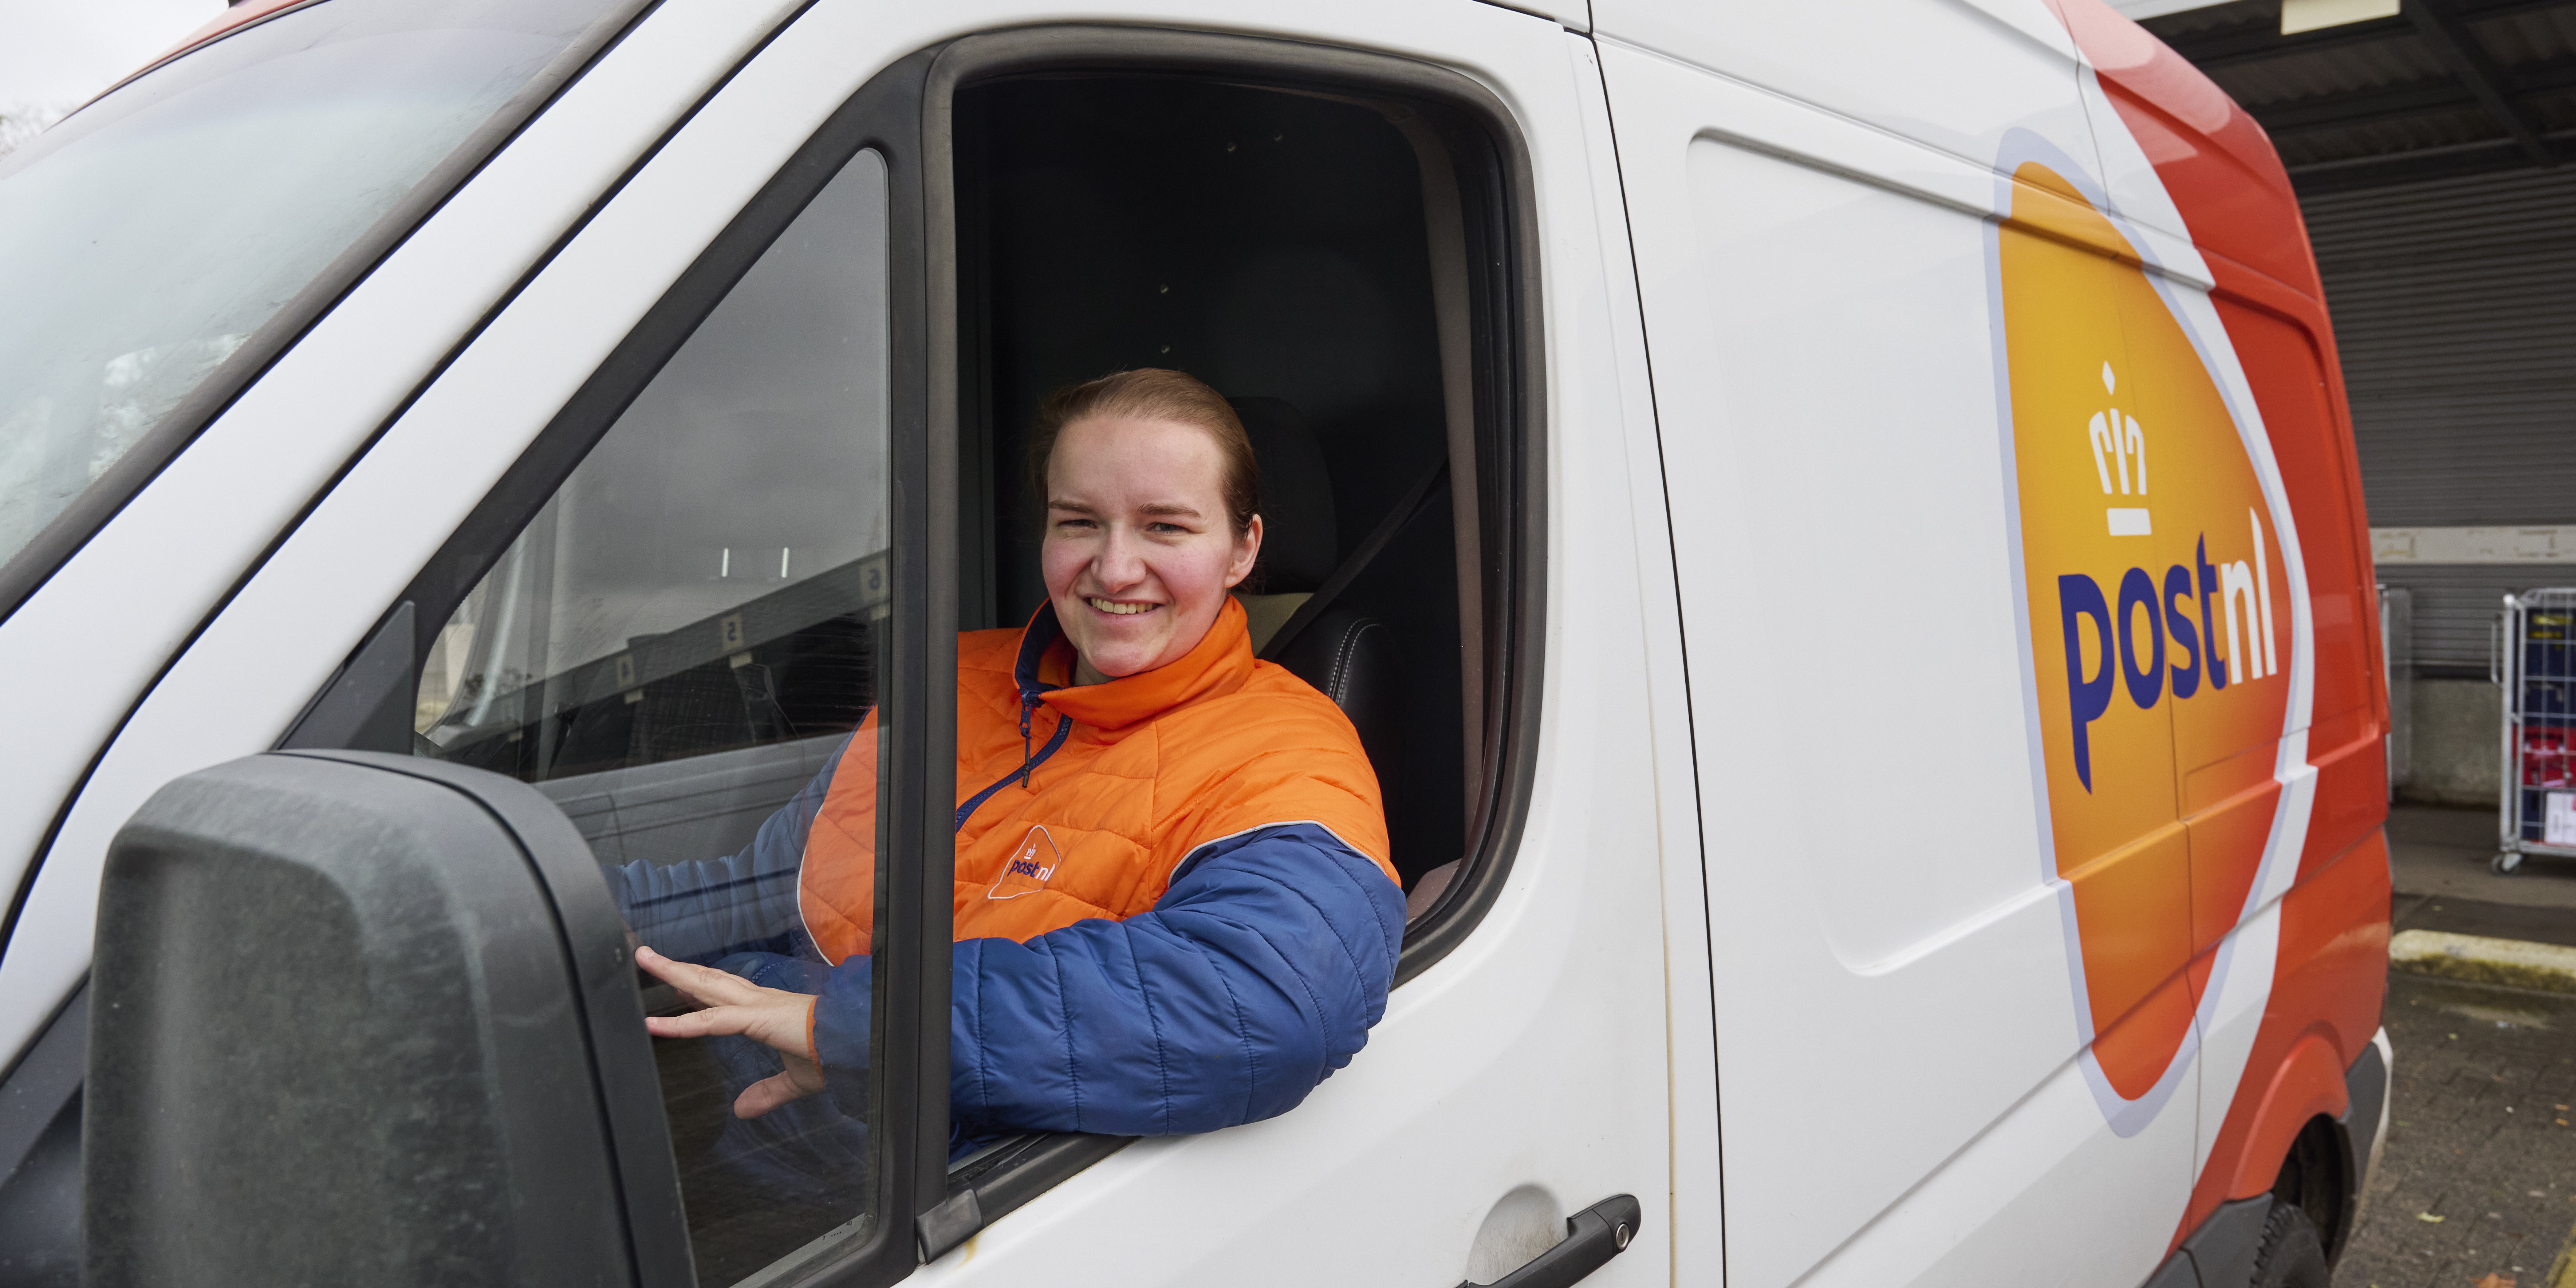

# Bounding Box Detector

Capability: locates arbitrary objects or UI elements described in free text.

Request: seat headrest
[1230,397,1337,592]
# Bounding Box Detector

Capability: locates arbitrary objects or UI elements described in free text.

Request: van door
[45,3,1686,1285]
[1596,4,2207,1285]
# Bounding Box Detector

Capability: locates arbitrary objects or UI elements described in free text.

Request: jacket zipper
[953,693,1074,832]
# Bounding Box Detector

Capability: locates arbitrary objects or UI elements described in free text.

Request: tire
[2496,851,2524,874]
[2248,1201,2331,1288]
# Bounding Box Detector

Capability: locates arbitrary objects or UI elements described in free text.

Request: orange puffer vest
[796,597,1393,964]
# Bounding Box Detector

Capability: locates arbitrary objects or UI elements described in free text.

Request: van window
[415,149,893,1284]
[955,73,1508,898]
[914,47,1536,1237]
[0,0,621,581]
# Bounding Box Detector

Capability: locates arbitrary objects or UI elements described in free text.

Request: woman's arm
[612,733,848,963]
[807,822,1405,1137]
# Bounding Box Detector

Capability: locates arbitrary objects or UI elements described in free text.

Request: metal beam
[2286,125,2576,192]
[2406,0,2556,163]
[2153,0,2570,68]
[2255,79,2476,133]
[2111,0,2236,17]
[2249,56,2576,134]
[2290,141,2529,191]
[2166,17,2403,67]
[2164,14,2411,67]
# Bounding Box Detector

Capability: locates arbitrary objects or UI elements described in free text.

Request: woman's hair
[1032,369,1260,540]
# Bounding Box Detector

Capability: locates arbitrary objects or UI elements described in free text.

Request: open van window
[0,0,634,618]
[949,66,1532,924]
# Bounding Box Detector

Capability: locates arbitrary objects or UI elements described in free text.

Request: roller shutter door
[2304,165,2576,673]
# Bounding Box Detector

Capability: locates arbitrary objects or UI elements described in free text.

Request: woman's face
[1042,414,1261,680]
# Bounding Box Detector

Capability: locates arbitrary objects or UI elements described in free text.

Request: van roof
[115,1,2317,301]
[2063,1,2322,300]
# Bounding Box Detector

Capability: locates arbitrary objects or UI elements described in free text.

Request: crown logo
[2089,363,2151,537]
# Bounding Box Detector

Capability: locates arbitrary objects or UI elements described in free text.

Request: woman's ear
[1222,514,1264,590]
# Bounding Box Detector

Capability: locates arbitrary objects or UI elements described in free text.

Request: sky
[0,0,223,115]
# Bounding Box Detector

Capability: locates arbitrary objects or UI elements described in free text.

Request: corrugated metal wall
[2304,166,2576,673]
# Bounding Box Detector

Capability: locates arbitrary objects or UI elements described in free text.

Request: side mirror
[85,751,691,1287]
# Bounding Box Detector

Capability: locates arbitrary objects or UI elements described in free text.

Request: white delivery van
[0,1,2396,1285]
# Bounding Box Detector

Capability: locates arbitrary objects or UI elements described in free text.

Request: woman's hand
[636,945,824,1119]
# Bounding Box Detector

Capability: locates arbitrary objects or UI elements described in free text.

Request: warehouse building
[2127,0,2576,804]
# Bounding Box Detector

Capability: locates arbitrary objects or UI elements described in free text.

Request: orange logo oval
[2000,162,2298,1123]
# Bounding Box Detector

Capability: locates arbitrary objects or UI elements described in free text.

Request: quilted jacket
[617,597,1406,1138]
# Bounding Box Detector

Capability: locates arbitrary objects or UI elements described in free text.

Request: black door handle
[1460,1194,1643,1288]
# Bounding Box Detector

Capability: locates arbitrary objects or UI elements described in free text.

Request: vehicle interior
[954,73,1480,894]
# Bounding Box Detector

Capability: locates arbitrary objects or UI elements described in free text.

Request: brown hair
[1031,369,1260,539]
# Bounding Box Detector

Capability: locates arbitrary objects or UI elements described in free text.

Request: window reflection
[412,149,893,1285]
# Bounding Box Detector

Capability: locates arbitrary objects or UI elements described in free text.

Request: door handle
[1460,1194,1643,1288]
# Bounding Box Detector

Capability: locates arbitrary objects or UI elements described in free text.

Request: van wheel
[2249,1201,2331,1288]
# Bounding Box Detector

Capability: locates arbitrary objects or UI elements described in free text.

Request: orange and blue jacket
[619,597,1406,1138]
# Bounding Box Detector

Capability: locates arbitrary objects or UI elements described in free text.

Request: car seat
[1230,398,1402,810]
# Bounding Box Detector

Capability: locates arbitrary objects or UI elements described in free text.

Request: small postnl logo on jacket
[986,826,1062,900]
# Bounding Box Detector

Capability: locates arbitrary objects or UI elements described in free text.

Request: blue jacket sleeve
[610,734,846,964]
[810,823,1405,1137]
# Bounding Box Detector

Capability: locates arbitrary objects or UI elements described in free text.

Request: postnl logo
[2000,162,2296,1115]
[986,825,1061,901]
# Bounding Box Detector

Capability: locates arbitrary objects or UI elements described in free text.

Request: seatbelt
[1259,457,1449,662]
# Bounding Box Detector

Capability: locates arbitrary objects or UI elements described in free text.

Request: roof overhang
[2133,0,2576,194]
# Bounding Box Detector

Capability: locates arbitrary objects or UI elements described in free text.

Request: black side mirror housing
[86,751,690,1287]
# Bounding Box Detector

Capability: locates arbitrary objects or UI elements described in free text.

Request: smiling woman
[1033,370,1266,682]
[622,365,1402,1201]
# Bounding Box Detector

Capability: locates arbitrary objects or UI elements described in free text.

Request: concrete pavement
[2332,972,2576,1288]
[2333,805,2576,1287]
[2390,805,2576,917]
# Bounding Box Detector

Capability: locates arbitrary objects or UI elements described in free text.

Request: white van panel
[1477,0,1592,34]
[1601,36,2189,1286]
[1564,29,1726,1287]
[1674,139,2044,970]
[0,0,809,1068]
[1793,1044,2195,1285]
[1590,0,2100,188]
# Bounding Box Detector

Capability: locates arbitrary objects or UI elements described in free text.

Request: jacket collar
[1014,596,1256,732]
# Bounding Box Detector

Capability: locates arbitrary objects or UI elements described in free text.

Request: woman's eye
[1146,521,1185,535]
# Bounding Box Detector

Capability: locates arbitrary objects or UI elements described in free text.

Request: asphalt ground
[2333,805,2576,1288]
[2332,972,2576,1287]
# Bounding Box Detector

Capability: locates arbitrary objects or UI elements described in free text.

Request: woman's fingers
[645,1004,757,1041]
[635,966,828,1118]
[634,945,762,1009]
[733,1062,824,1119]
[643,992,818,1059]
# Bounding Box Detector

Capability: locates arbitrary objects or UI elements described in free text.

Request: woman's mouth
[1087,597,1159,616]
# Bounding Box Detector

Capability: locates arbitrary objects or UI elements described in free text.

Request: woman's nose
[1093,527,1149,588]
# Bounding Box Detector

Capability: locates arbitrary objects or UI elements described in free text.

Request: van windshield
[0,0,620,581]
